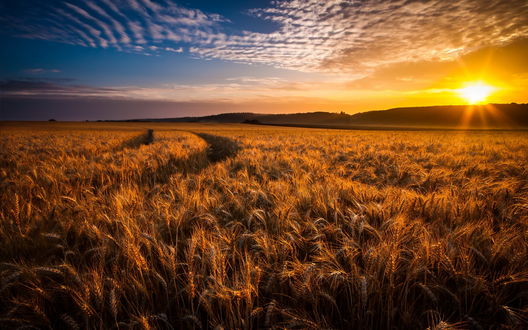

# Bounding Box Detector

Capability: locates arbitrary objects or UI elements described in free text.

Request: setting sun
[457,82,495,104]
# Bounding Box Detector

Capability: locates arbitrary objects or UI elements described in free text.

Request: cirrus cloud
[192,0,528,74]
[1,0,527,76]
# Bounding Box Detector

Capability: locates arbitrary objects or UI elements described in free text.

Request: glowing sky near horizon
[1,0,527,120]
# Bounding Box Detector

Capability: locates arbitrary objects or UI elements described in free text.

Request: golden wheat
[0,121,527,328]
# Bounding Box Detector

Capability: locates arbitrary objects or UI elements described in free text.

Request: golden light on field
[456,82,495,104]
[2,122,528,329]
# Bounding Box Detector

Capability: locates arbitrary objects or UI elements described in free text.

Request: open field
[1,122,528,329]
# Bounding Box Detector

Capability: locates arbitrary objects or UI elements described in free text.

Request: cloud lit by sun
[457,82,495,104]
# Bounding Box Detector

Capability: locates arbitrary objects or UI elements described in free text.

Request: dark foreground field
[1,122,527,329]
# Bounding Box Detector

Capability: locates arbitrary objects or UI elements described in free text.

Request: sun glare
[457,82,495,104]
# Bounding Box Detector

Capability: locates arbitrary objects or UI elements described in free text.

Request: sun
[457,82,495,104]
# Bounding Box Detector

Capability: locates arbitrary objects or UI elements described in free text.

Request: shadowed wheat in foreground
[0,122,527,329]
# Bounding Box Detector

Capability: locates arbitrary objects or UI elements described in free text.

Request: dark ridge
[128,112,260,123]
[126,103,528,129]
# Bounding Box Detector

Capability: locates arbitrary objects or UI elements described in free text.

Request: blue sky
[0,0,302,86]
[1,0,527,120]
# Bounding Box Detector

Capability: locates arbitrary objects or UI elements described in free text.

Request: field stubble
[1,122,527,329]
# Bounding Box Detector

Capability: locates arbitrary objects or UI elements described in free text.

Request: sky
[1,0,527,120]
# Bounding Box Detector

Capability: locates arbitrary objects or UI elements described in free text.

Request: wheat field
[1,122,527,329]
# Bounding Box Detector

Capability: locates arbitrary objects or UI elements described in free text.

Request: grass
[1,121,527,329]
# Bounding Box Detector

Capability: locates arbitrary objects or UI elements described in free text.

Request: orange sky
[4,37,526,116]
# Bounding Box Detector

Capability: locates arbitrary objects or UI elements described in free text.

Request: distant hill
[347,104,528,128]
[128,103,528,129]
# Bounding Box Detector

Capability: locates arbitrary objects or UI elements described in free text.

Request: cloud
[1,0,227,55]
[1,0,527,74]
[191,0,528,73]
[55,7,109,48]
[0,76,343,103]
[64,2,120,46]
[0,79,121,98]
[85,1,131,44]
[346,37,528,91]
[5,35,527,105]
[24,68,61,74]
[128,21,147,44]
[164,47,183,53]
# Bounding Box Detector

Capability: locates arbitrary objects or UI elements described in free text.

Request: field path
[113,129,154,152]
[192,132,240,163]
[137,130,240,185]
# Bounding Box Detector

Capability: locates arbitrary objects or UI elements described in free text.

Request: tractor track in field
[76,129,240,193]
[192,132,241,163]
[144,129,240,163]
[113,129,154,152]
[135,129,241,186]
